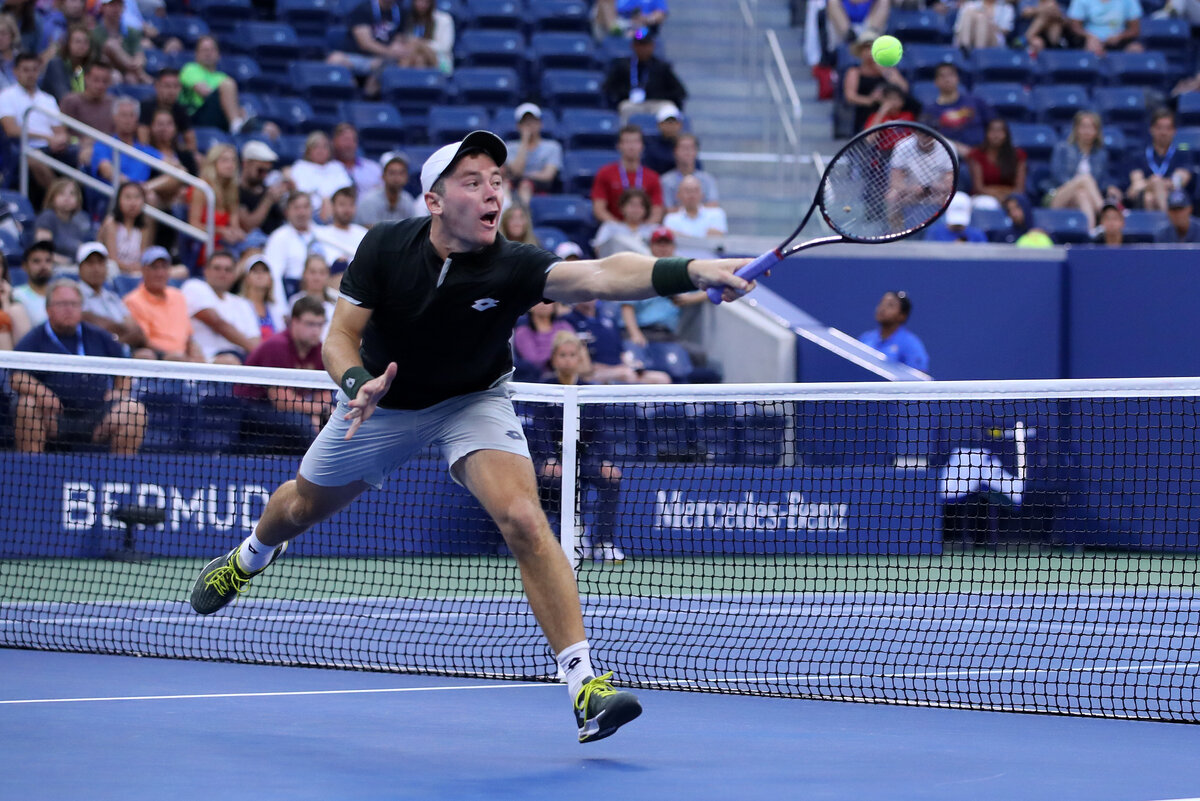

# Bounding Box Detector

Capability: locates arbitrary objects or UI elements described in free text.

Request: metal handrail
[19,105,215,255]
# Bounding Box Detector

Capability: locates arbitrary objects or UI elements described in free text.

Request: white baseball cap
[420,131,508,195]
[554,241,584,259]
[76,241,108,263]
[655,103,682,123]
[514,103,542,121]
[945,192,972,227]
[241,140,278,162]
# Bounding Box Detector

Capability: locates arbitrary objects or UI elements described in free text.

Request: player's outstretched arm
[324,297,398,440]
[544,252,756,305]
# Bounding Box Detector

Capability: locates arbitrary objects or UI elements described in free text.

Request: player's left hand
[343,362,398,440]
[688,258,757,303]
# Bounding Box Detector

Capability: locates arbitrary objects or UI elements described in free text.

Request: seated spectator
[0,14,14,92]
[863,82,915,131]
[928,62,989,154]
[617,0,668,32]
[620,228,711,372]
[401,0,455,73]
[663,180,727,238]
[826,0,891,49]
[13,240,55,327]
[0,53,72,195]
[562,297,670,385]
[661,133,718,213]
[330,122,382,197]
[40,24,94,101]
[886,125,957,228]
[1155,190,1200,243]
[0,257,33,350]
[12,279,147,454]
[591,125,665,224]
[180,35,248,133]
[288,131,354,223]
[514,300,573,377]
[314,185,368,264]
[189,143,244,263]
[603,27,687,125]
[643,103,684,174]
[504,104,563,207]
[145,107,199,209]
[1127,109,1193,212]
[530,328,626,563]
[264,191,320,309]
[92,0,151,84]
[327,0,423,92]
[235,295,331,451]
[593,188,657,256]
[1067,0,1143,57]
[1021,0,1069,53]
[842,34,909,134]
[41,0,91,59]
[59,62,114,136]
[1048,111,1121,225]
[239,140,290,236]
[90,97,158,185]
[954,0,1015,50]
[500,203,539,245]
[924,191,989,242]
[138,68,196,154]
[238,252,285,340]
[122,245,205,361]
[98,181,154,276]
[967,118,1026,210]
[287,253,337,338]
[1092,202,1128,246]
[76,241,151,355]
[857,290,929,371]
[1000,193,1043,243]
[34,178,92,266]
[356,150,418,226]
[181,249,261,363]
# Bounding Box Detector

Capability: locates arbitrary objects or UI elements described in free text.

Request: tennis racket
[706,121,959,303]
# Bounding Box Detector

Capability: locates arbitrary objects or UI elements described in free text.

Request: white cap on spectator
[945,192,972,227]
[76,242,108,263]
[141,245,171,266]
[241,141,278,162]
[514,103,542,121]
[420,131,508,195]
[656,103,682,123]
[554,241,584,260]
[380,150,409,168]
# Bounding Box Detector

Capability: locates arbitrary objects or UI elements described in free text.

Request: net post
[558,384,580,572]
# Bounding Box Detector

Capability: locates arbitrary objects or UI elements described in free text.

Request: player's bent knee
[494,498,552,554]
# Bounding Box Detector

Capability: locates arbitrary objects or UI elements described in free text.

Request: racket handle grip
[706,251,781,304]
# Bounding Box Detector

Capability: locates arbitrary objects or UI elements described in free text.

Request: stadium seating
[1032,85,1093,126]
[258,95,316,134]
[287,61,356,127]
[0,229,19,269]
[489,106,560,140]
[527,0,591,34]
[1138,18,1191,70]
[540,69,607,108]
[190,0,253,37]
[1103,51,1174,92]
[450,67,523,106]
[971,47,1034,84]
[454,29,526,71]
[561,148,613,194]
[529,194,596,242]
[1121,210,1168,243]
[276,0,338,57]
[1102,126,1127,154]
[1008,123,1058,161]
[887,9,952,44]
[464,0,523,29]
[1174,126,1200,150]
[1177,93,1200,127]
[530,32,598,72]
[557,108,620,149]
[970,207,1012,242]
[218,55,271,94]
[532,225,570,252]
[378,68,449,130]
[156,14,210,48]
[974,82,1033,123]
[193,127,234,154]
[1033,208,1091,244]
[902,44,969,82]
[244,22,303,81]
[427,105,491,142]
[597,34,632,66]
[338,102,407,156]
[908,80,939,111]
[1093,87,1149,141]
[272,133,309,165]
[1035,50,1102,87]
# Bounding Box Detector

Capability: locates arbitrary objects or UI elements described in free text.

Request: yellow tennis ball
[871,35,903,67]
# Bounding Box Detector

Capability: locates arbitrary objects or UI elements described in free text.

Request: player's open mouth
[481,211,499,226]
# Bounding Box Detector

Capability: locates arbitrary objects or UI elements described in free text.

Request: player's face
[431,154,504,250]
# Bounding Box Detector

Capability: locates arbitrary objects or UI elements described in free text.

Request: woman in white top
[98,181,155,276]
[954,0,1016,50]
[287,131,353,223]
[400,0,455,73]
[591,188,657,257]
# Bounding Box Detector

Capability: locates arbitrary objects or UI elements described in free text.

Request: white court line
[0,682,558,706]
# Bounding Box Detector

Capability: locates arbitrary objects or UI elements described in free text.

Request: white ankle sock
[557,640,595,701]
[236,530,277,573]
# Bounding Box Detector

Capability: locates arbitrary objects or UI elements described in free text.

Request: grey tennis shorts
[298,384,531,489]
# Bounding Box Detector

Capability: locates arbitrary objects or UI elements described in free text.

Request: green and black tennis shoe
[574,672,642,743]
[189,543,287,615]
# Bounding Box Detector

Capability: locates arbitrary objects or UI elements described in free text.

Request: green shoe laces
[203,555,252,596]
[575,672,618,713]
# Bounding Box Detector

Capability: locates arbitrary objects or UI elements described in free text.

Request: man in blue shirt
[12,278,147,454]
[90,96,160,183]
[1155,190,1200,243]
[858,290,930,373]
[924,192,989,244]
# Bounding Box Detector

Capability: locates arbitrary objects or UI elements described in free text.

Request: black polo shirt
[340,216,559,410]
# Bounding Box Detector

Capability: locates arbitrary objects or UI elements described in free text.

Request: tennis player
[190,131,754,743]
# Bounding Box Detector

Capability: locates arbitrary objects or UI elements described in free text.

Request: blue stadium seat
[338,101,406,156]
[490,106,560,141]
[1032,84,1092,125]
[111,83,156,102]
[903,44,969,82]
[190,384,243,453]
[454,29,526,70]
[288,61,356,126]
[1101,126,1127,153]
[112,274,142,296]
[971,47,1034,83]
[258,95,315,134]
[1103,51,1174,91]
[1035,49,1102,87]
[1138,17,1191,69]
[134,378,190,452]
[427,105,491,142]
[888,8,951,43]
[530,32,597,71]
[529,194,596,242]
[561,148,612,194]
[191,0,253,37]
[638,402,700,460]
[1177,92,1200,127]
[272,133,309,165]
[974,82,1033,123]
[1174,126,1200,150]
[699,402,786,466]
[1025,161,1053,201]
[1008,122,1057,161]
[626,112,661,139]
[909,80,939,111]
[156,14,210,47]
[558,108,620,149]
[971,207,1012,242]
[0,229,20,269]
[532,225,569,252]
[464,0,523,29]
[217,54,262,89]
[596,34,632,66]
[277,0,337,57]
[450,67,522,106]
[1121,210,1168,243]
[401,145,438,194]
[1032,208,1090,244]
[244,22,302,79]
[527,0,591,33]
[379,68,449,136]
[1093,86,1148,139]
[540,69,606,108]
[193,126,234,154]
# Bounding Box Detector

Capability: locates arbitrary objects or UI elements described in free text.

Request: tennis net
[0,352,1197,723]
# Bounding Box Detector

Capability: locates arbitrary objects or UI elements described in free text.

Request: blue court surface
[4,648,1200,801]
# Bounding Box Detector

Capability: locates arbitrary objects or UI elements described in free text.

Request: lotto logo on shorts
[472,298,499,311]
[505,430,524,440]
